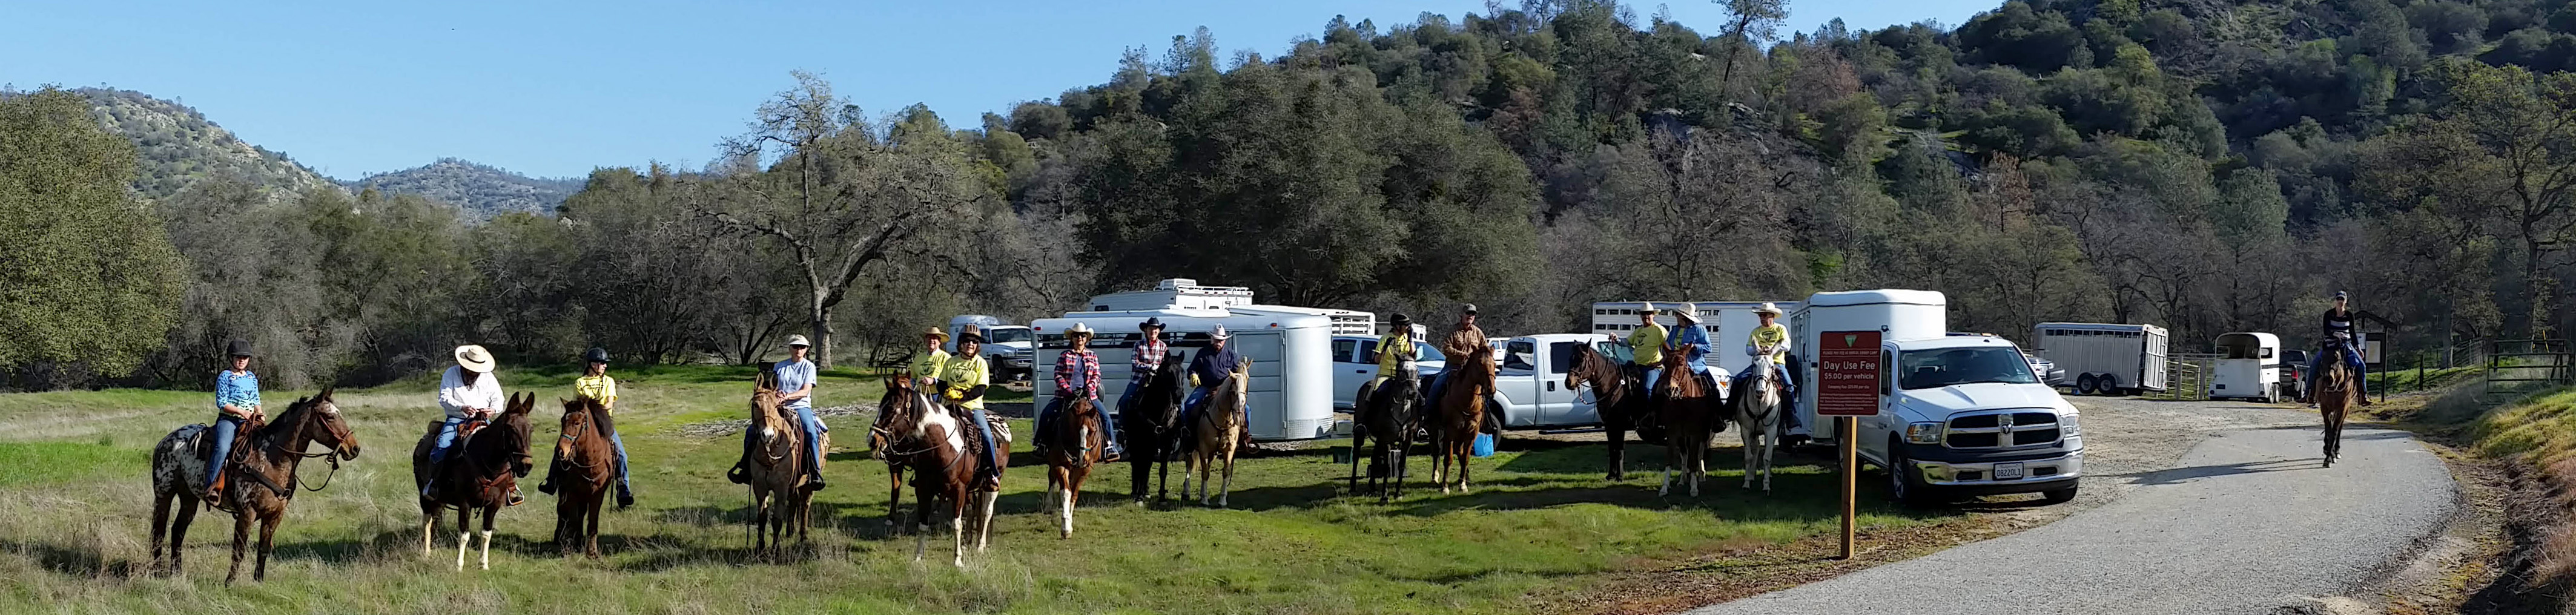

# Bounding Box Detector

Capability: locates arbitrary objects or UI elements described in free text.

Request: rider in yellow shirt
[910,327,951,388]
[942,333,999,484]
[1629,304,1668,397]
[1739,303,1806,444]
[1370,314,1421,389]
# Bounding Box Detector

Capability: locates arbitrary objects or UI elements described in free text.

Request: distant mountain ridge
[55,87,340,202]
[345,158,582,219]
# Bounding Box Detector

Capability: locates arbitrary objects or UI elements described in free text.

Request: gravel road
[1685,398,2460,615]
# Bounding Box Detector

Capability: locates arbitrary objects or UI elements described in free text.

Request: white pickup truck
[1861,334,2084,505]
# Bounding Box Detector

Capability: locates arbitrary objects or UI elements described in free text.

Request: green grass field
[0,366,1951,614]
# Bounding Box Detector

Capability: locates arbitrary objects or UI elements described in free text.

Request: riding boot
[726,430,753,485]
[616,482,635,509]
[537,459,560,495]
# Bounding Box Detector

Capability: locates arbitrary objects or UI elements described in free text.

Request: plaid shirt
[1057,349,1103,400]
[1131,338,1168,374]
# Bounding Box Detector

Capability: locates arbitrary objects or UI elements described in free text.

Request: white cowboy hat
[784,334,812,348]
[454,344,495,373]
[1676,303,1703,323]
[1752,302,1783,316]
[1210,325,1232,340]
[1066,323,1095,337]
[1638,303,1661,315]
[923,327,949,341]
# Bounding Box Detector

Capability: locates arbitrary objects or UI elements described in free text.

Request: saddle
[195,414,265,500]
[957,406,1011,490]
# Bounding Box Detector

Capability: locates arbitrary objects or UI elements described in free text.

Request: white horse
[1734,354,1785,493]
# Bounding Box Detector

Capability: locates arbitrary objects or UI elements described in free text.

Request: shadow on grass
[1,539,137,579]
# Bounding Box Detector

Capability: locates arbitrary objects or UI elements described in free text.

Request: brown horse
[740,369,816,556]
[1433,344,1499,495]
[549,397,616,558]
[148,391,360,583]
[1043,394,1106,537]
[879,377,1004,567]
[414,392,537,571]
[2317,348,2358,467]
[1564,344,1662,481]
[871,376,925,531]
[1657,349,1719,497]
[1183,357,1252,507]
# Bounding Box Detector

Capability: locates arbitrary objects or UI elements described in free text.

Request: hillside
[64,88,338,201]
[345,157,583,219]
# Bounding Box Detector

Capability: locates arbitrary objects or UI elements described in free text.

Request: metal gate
[2159,352,2218,401]
[2143,327,2171,390]
[2485,339,2574,403]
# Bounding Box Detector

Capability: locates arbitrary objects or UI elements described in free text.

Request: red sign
[1815,331,1883,416]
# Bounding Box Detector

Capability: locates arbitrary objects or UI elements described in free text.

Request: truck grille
[1944,411,2062,449]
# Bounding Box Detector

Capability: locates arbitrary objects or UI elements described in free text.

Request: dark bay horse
[879,378,1003,567]
[1433,344,1499,495]
[741,370,813,556]
[414,392,536,571]
[1043,393,1106,538]
[1564,345,1662,481]
[149,390,360,584]
[1657,350,1719,497]
[549,397,616,557]
[2318,347,2359,467]
[1349,368,1421,502]
[1125,352,1187,504]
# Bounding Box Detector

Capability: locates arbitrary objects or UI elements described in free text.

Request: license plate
[1992,462,2025,481]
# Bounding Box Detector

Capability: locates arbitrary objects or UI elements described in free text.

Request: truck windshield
[985,328,1031,344]
[1900,347,2041,390]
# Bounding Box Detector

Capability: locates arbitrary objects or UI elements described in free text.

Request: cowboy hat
[1638,303,1661,315]
[1676,303,1703,323]
[1752,302,1783,316]
[225,339,253,358]
[957,332,985,345]
[583,347,610,363]
[1066,323,1095,337]
[923,327,949,341]
[454,344,496,373]
[1139,317,1165,331]
[784,335,812,348]
[1210,325,1232,340]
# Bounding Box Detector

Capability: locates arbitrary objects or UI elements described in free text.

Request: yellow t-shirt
[1375,332,1417,375]
[908,349,950,383]
[1749,323,1791,365]
[939,354,991,410]
[1628,323,1667,366]
[574,374,618,413]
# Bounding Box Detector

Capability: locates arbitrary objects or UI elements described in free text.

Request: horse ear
[317,387,334,401]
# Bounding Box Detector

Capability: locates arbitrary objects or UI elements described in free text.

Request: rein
[555,415,610,471]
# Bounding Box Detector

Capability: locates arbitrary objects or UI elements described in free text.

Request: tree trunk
[810,309,834,370]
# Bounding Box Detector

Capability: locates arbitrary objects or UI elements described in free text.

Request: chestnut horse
[879,375,1005,567]
[149,390,360,584]
[1125,353,1189,504]
[414,392,536,571]
[1043,393,1106,537]
[1182,357,1251,507]
[740,369,816,556]
[1433,344,1499,495]
[1656,350,1719,497]
[549,396,616,557]
[2317,347,2358,467]
[1563,345,1662,481]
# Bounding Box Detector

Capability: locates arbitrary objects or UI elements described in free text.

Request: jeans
[203,416,244,491]
[1184,387,1213,424]
[425,416,466,495]
[2307,342,2368,399]
[1736,364,1802,432]
[967,407,1001,482]
[609,432,632,492]
[1040,397,1121,453]
[792,405,825,479]
[1425,370,1454,406]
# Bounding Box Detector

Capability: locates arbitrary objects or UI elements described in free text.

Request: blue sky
[4,1,1994,180]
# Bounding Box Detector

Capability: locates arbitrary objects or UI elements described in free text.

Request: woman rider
[1370,314,1420,390]
[427,344,519,505]
[1740,303,1806,444]
[203,340,262,500]
[539,347,635,508]
[1040,323,1121,461]
[2306,291,2371,406]
[942,332,1001,485]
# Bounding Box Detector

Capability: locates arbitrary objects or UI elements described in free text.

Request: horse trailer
[2030,323,2170,395]
[2208,332,2288,403]
[1789,289,1949,443]
[1589,300,1803,377]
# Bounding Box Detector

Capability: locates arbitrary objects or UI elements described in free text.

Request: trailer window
[1899,347,2041,390]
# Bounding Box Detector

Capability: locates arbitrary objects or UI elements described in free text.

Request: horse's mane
[465,394,533,458]
[250,392,323,449]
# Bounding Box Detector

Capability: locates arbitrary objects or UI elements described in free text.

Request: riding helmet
[583,347,610,364]
[225,339,253,358]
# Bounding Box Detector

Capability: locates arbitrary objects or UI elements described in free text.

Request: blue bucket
[1471,433,1496,457]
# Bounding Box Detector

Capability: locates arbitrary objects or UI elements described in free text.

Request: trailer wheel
[2075,373,2099,395]
[2098,373,2122,396]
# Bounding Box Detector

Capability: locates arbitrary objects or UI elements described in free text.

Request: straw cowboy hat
[784,335,812,348]
[1752,302,1784,317]
[1066,323,1095,337]
[454,344,496,373]
[1210,325,1232,340]
[1675,303,1703,323]
[923,327,949,341]
[1639,303,1661,315]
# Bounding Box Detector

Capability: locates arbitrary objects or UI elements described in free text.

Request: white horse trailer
[1590,300,1805,377]
[2208,332,2288,403]
[2031,323,2170,396]
[1031,309,1339,442]
[1789,290,1949,443]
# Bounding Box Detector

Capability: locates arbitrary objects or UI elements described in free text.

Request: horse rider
[2306,291,2371,407]
[1628,304,1668,401]
[202,339,263,501]
[942,332,1002,485]
[1117,317,1171,423]
[1425,304,1488,405]
[1370,314,1421,390]
[1040,323,1123,461]
[426,344,521,505]
[540,347,635,508]
[1183,325,1242,426]
[778,336,827,490]
[1739,303,1807,444]
[910,327,950,389]
[1659,304,1712,392]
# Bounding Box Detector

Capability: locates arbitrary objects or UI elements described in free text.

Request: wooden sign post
[1815,331,1884,561]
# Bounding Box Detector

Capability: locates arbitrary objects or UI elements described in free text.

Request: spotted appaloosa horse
[149,391,360,584]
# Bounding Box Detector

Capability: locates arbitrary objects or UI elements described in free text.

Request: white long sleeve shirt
[438,366,507,419]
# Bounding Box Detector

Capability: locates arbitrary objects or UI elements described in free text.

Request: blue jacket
[1666,324,1712,370]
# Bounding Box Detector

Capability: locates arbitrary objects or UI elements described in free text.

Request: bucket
[1471,433,1496,457]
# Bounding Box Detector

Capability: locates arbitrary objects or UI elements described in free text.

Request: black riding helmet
[583,347,610,364]
[225,339,253,358]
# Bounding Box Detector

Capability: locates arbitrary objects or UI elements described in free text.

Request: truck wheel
[1887,438,1933,507]
[2041,485,2079,504]
[2075,373,2099,396]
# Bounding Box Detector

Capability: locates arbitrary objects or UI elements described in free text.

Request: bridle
[555,409,609,470]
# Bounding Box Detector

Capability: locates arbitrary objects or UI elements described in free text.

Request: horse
[549,396,616,558]
[1433,343,1499,495]
[148,390,360,584]
[1730,353,1786,493]
[1181,357,1251,507]
[871,376,926,531]
[1125,352,1187,504]
[877,376,1004,567]
[413,392,537,571]
[739,369,816,556]
[1656,349,1719,497]
[1349,367,1421,502]
[1564,345,1664,481]
[1043,393,1106,538]
[2317,345,2359,467]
